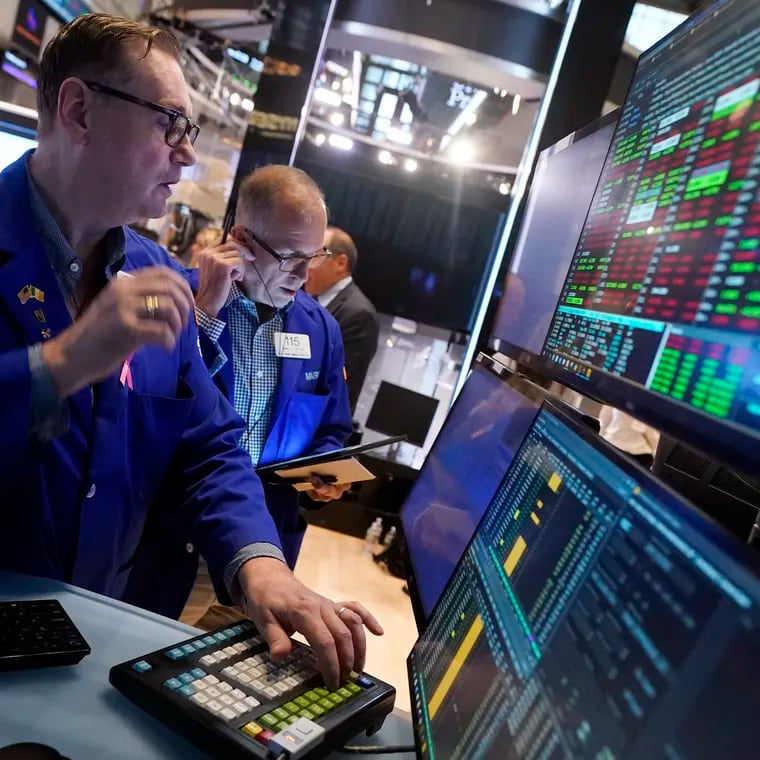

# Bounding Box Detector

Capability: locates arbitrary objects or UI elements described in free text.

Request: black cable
[340,745,417,755]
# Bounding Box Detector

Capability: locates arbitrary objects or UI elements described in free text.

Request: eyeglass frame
[241,227,332,272]
[83,80,200,148]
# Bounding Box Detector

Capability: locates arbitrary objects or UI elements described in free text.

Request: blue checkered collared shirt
[196,282,294,467]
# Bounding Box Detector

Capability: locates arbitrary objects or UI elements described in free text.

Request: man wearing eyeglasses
[178,165,355,627]
[0,14,380,692]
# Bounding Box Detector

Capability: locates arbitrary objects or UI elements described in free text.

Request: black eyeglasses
[84,81,200,148]
[242,228,332,272]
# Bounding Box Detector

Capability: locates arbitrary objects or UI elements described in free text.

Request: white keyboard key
[201,675,220,687]
[244,696,261,710]
[220,707,237,721]
[263,686,279,699]
[244,657,257,668]
[230,689,247,700]
[191,693,209,706]
[221,666,239,678]
[223,646,237,658]
[273,682,290,695]
[251,679,267,692]
[218,682,233,693]
[219,694,235,706]
[205,700,223,714]
[249,666,265,678]
[199,655,216,667]
[233,642,248,653]
[236,673,252,685]
[283,677,300,689]
[251,654,266,665]
[212,651,228,663]
[231,702,248,716]
[205,686,221,699]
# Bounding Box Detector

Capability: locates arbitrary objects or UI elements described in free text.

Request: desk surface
[0,572,415,759]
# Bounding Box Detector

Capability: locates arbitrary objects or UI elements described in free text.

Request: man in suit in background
[306,227,379,412]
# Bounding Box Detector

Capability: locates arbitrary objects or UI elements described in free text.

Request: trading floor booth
[3,2,760,759]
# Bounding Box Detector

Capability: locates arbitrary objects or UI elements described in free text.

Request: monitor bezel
[406,394,760,759]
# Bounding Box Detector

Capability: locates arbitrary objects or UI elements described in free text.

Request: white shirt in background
[317,275,353,308]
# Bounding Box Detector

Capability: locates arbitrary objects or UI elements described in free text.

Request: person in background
[598,406,660,469]
[305,227,379,412]
[0,13,381,690]
[179,224,222,268]
[181,165,354,629]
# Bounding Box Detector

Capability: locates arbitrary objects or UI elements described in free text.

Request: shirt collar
[317,275,353,307]
[225,280,296,318]
[25,158,126,279]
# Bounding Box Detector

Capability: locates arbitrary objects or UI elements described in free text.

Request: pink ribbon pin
[119,353,134,389]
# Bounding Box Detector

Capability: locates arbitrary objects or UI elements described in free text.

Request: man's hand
[305,475,351,503]
[41,266,194,398]
[237,557,383,690]
[195,240,253,318]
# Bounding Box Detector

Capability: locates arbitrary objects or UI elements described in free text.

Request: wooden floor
[295,525,418,713]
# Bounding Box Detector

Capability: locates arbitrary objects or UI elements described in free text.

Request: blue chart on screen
[409,403,760,759]
[400,365,539,618]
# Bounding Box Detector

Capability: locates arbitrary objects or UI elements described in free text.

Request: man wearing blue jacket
[181,165,354,626]
[0,13,381,690]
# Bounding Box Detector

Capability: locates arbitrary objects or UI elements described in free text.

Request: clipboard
[255,434,406,485]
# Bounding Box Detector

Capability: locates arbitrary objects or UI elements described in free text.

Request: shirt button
[69,261,81,273]
[186,543,194,553]
[86,484,96,498]
[256,370,264,379]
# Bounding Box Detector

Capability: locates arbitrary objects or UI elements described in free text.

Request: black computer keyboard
[110,620,396,759]
[0,600,91,671]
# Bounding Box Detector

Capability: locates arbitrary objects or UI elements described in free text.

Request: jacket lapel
[0,155,72,347]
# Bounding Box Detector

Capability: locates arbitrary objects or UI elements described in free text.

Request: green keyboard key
[298,709,316,721]
[304,690,320,703]
[328,693,344,706]
[314,687,329,698]
[346,683,362,695]
[337,687,353,699]
[310,704,326,717]
[295,697,311,709]
[277,721,290,732]
[273,707,290,721]
[259,714,279,729]
[286,715,300,725]
[318,698,335,712]
[283,701,300,715]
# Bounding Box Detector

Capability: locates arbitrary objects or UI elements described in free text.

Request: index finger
[295,602,342,690]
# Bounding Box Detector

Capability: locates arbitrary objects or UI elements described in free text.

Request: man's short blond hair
[236,165,326,239]
[37,14,180,135]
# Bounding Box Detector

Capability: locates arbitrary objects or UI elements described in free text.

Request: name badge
[274,331,311,359]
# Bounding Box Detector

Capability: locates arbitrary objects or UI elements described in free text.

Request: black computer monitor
[400,363,540,621]
[408,401,760,759]
[491,111,618,359]
[539,0,760,473]
[0,100,36,170]
[365,381,440,448]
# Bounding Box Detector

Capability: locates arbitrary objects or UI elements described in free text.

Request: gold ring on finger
[144,294,160,319]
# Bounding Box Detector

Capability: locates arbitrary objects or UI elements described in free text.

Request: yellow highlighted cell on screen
[504,535,527,577]
[531,512,540,526]
[428,615,484,719]
[548,473,562,492]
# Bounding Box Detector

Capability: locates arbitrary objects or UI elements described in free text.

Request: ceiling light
[314,133,326,146]
[449,139,475,165]
[465,112,477,126]
[386,126,413,145]
[330,112,345,126]
[512,94,521,116]
[314,88,342,107]
[328,133,354,151]
[378,150,395,165]
[331,80,341,91]
[499,182,511,195]
[404,159,418,173]
[229,92,241,106]
[342,77,352,92]
[241,98,254,113]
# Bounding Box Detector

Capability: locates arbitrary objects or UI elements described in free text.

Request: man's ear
[57,78,91,145]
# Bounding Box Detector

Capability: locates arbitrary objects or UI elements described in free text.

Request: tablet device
[254,434,406,478]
